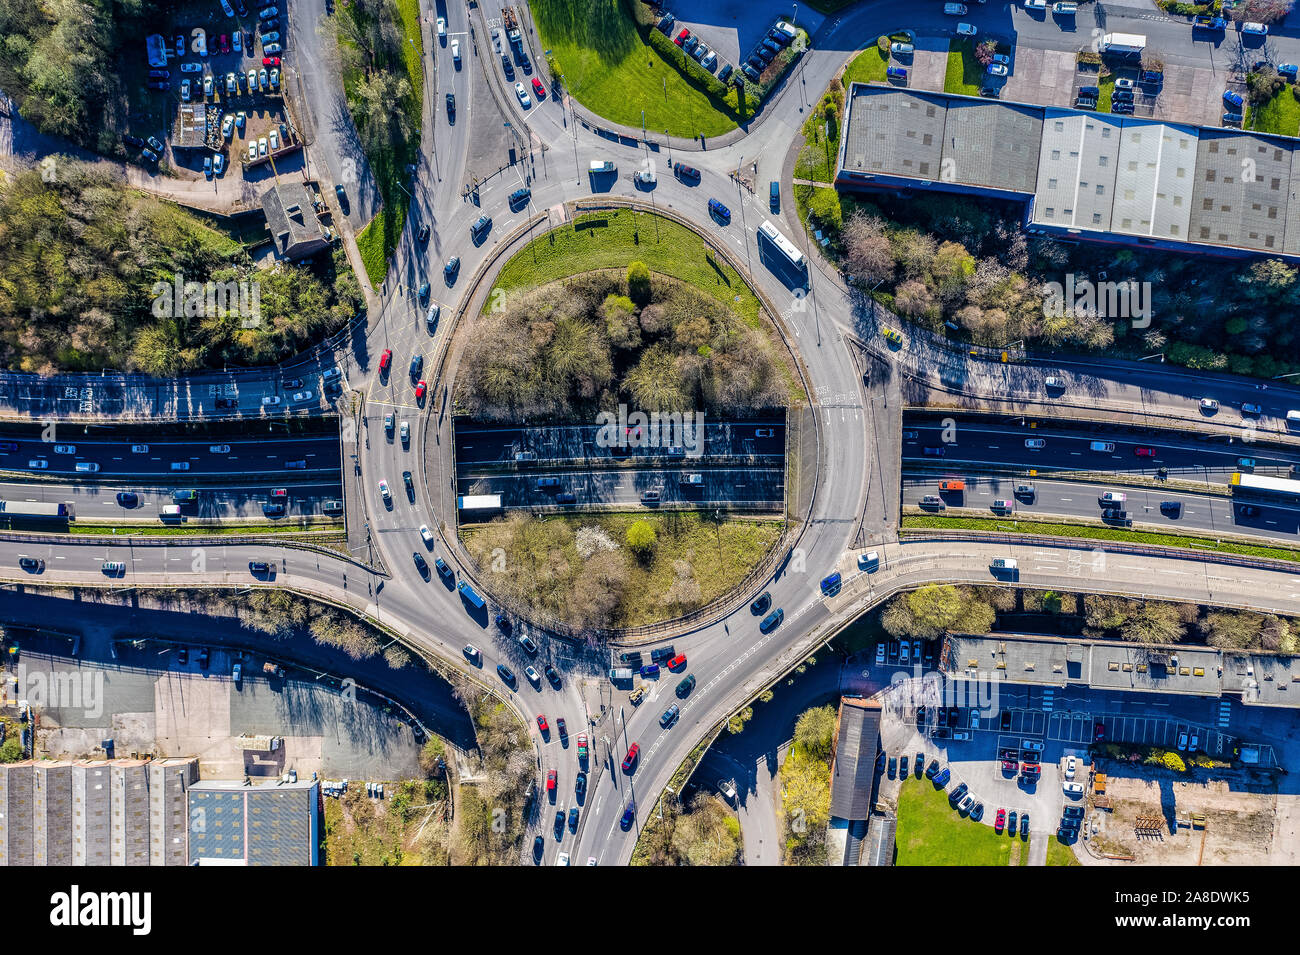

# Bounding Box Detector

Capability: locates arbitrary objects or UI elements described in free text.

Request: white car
[247,69,258,91]
[29,459,48,469]
[1063,781,1085,796]
[102,561,127,574]
[221,114,234,138]
[203,75,213,98]
[378,480,391,502]
[987,63,1008,76]
[1025,438,1046,449]
[258,137,268,157]
[181,78,191,101]
[1024,0,1047,7]
[437,17,446,38]
[515,81,531,108]
[1065,755,1076,779]
[400,421,410,443]
[269,129,279,151]
[875,643,885,665]
[858,551,880,571]
[248,140,257,161]
[131,444,149,453]
[54,444,75,454]
[1115,77,1135,89]
[451,38,460,61]
[1200,398,1219,412]
[891,42,914,54]
[957,22,977,36]
[226,72,236,94]
[263,42,282,53]
[291,390,313,402]
[214,152,225,176]
[181,62,203,74]
[420,524,434,547]
[262,395,281,406]
[209,444,231,454]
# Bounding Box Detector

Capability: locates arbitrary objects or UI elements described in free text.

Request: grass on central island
[491,208,762,325]
[896,777,1021,866]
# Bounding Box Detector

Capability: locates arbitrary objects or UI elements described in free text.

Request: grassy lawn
[356,207,402,288]
[492,209,763,325]
[1247,86,1300,137]
[897,777,1019,865]
[1098,73,1115,113]
[1047,837,1082,866]
[338,0,425,287]
[533,0,740,139]
[462,512,783,629]
[794,45,890,183]
[945,38,983,96]
[845,46,890,87]
[902,514,1300,564]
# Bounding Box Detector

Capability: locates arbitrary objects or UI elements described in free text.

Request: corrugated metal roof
[829,698,880,821]
[1191,130,1294,253]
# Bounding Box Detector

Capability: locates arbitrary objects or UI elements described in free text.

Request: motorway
[0,433,340,478]
[11,0,1300,867]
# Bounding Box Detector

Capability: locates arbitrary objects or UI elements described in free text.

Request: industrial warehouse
[835,85,1300,260]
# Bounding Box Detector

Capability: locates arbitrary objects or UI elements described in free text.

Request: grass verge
[897,777,1018,865]
[1047,836,1082,866]
[57,522,344,539]
[1247,87,1300,137]
[492,209,762,324]
[902,514,1300,564]
[794,46,888,183]
[356,207,401,288]
[533,0,741,139]
[944,38,983,96]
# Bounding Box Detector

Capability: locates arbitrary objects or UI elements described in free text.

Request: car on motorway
[760,607,784,632]
[435,557,452,580]
[1238,457,1256,470]
[378,480,391,504]
[1242,402,1262,416]
[1159,500,1182,516]
[445,256,460,280]
[249,560,271,574]
[531,76,546,100]
[620,800,636,830]
[412,551,429,577]
[1200,398,1220,413]
[1024,438,1046,449]
[116,491,138,508]
[18,556,45,573]
[621,743,640,772]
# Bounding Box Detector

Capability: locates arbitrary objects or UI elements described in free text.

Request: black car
[673,162,701,182]
[413,551,429,577]
[554,810,565,837]
[533,834,544,857]
[915,752,924,777]
[760,608,783,632]
[544,664,561,689]
[750,591,771,615]
[116,491,138,508]
[496,663,516,686]
[249,560,270,574]
[417,223,430,244]
[18,556,44,573]
[924,759,940,779]
[495,612,512,633]
[1238,504,1260,518]
[177,647,188,665]
[149,69,170,79]
[508,187,531,209]
[470,214,492,240]
[1000,711,1012,731]
[1020,812,1030,838]
[1160,500,1182,516]
[575,772,587,800]
[660,703,680,727]
[403,471,415,500]
[198,647,210,669]
[946,706,959,727]
[675,674,696,698]
[916,705,926,727]
[215,396,237,409]
[446,92,455,117]
[123,134,145,148]
[950,782,968,803]
[502,54,514,77]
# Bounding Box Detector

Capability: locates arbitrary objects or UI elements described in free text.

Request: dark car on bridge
[751,591,771,615]
[760,608,784,633]
[675,674,695,698]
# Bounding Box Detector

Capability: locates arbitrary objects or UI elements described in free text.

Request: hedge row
[646,24,732,101]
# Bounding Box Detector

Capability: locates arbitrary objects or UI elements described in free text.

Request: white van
[944,2,968,13]
[1089,441,1115,452]
[170,461,190,471]
[1287,409,1300,427]
[589,160,616,174]
[991,557,1017,570]
[1242,21,1268,35]
[161,505,182,519]
[75,462,100,472]
[1053,1,1077,12]
[1101,491,1127,503]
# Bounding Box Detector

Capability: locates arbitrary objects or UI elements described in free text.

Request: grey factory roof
[842,87,947,182]
[829,696,881,822]
[188,778,320,866]
[839,83,1300,260]
[261,182,330,260]
[1191,130,1296,254]
[944,633,1300,707]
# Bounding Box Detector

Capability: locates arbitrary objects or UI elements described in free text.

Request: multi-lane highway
[0,433,341,477]
[12,0,1300,869]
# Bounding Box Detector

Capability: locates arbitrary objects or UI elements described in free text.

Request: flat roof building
[188,777,321,866]
[836,83,1300,262]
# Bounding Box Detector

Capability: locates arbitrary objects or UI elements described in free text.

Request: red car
[537,714,548,733]
[270,487,288,498]
[1021,763,1041,779]
[219,33,230,54]
[667,653,687,671]
[379,349,392,373]
[415,379,427,401]
[675,28,689,46]
[621,742,640,772]
[1001,759,1018,774]
[546,769,556,792]
[531,77,546,99]
[994,808,1006,833]
[1134,446,1156,457]
[263,56,281,67]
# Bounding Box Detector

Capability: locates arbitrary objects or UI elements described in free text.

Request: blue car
[886,66,907,81]
[1281,63,1299,80]
[933,767,951,787]
[820,572,841,596]
[708,198,731,223]
[496,663,516,686]
[620,801,636,830]
[760,608,784,633]
[1223,89,1244,108]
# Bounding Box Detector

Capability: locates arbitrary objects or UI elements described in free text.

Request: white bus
[758,220,806,271]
